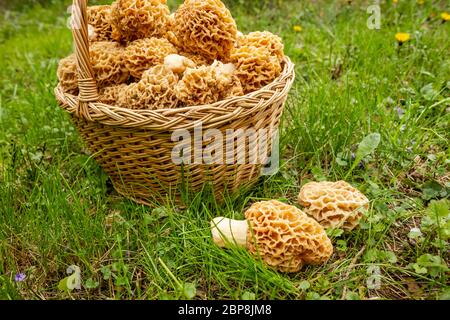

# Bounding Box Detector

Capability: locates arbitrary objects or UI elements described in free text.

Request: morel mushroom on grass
[298,181,369,231]
[211,200,333,273]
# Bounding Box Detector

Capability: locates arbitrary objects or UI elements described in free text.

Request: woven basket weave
[54,0,296,205]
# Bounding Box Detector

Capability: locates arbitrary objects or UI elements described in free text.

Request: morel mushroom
[175,61,243,106]
[110,0,171,42]
[90,41,129,88]
[172,0,237,61]
[211,200,333,273]
[238,31,285,63]
[99,84,128,105]
[124,37,178,79]
[230,45,282,94]
[87,5,113,42]
[118,65,179,109]
[298,181,369,231]
[57,54,78,95]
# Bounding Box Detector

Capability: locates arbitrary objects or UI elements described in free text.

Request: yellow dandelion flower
[441,12,450,21]
[417,0,424,5]
[395,32,411,44]
[293,25,302,32]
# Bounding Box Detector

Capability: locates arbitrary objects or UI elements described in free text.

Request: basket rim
[55,57,295,131]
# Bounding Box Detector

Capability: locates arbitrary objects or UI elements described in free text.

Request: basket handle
[71,0,99,117]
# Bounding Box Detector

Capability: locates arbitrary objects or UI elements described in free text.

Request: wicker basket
[54,0,296,205]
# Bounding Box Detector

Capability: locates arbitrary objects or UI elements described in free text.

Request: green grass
[0,0,449,300]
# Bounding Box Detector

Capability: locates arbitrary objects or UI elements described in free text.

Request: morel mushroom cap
[110,0,171,42]
[87,5,113,42]
[124,37,178,79]
[175,61,242,106]
[230,45,282,94]
[237,31,285,63]
[119,65,179,109]
[172,0,237,61]
[99,84,128,105]
[214,61,244,98]
[90,41,129,88]
[211,200,333,273]
[298,181,369,231]
[57,54,78,95]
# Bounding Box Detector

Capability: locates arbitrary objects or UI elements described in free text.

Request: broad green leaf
[336,239,348,251]
[311,167,326,181]
[241,291,256,300]
[101,266,112,280]
[345,133,381,178]
[355,133,381,160]
[305,292,321,300]
[417,254,446,268]
[58,265,81,291]
[298,280,310,290]
[383,251,397,264]
[335,152,348,166]
[422,181,445,200]
[159,292,174,300]
[183,282,196,299]
[326,228,344,238]
[152,207,169,218]
[364,248,379,262]
[58,277,70,292]
[58,273,79,292]
[420,83,438,101]
[115,276,128,287]
[439,288,450,300]
[427,199,449,218]
[84,278,99,289]
[412,263,427,274]
[345,291,360,300]
[408,228,423,239]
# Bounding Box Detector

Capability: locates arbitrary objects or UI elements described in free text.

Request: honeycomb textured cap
[99,84,128,105]
[238,31,285,63]
[87,5,113,42]
[90,41,129,88]
[175,61,243,106]
[298,181,369,231]
[119,65,179,110]
[214,61,244,99]
[110,0,171,42]
[245,200,333,273]
[57,54,78,95]
[231,45,282,94]
[124,37,178,79]
[173,0,237,61]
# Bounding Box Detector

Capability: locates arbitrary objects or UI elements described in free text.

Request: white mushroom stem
[88,24,97,42]
[211,217,248,248]
[164,54,195,74]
